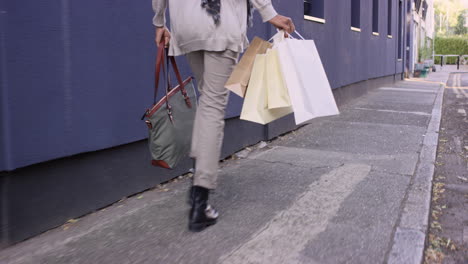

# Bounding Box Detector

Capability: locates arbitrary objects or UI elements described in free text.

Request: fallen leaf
[431,221,442,231]
[457,176,468,182]
[137,195,144,199]
[450,243,457,251]
[67,219,78,224]
[424,248,445,264]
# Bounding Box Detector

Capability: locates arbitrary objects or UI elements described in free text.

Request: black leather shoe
[189,186,218,232]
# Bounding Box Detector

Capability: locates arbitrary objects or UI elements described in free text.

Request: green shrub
[434,36,468,64]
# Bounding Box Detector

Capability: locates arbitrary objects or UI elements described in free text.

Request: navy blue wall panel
[4,1,71,171]
[1,0,9,172]
[299,0,406,89]
[1,0,409,171]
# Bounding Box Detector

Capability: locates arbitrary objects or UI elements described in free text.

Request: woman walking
[152,0,295,232]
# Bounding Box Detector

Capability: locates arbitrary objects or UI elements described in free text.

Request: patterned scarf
[201,0,254,26]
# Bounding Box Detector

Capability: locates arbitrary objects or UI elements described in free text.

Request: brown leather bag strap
[152,44,192,110]
[168,56,185,89]
[153,43,166,104]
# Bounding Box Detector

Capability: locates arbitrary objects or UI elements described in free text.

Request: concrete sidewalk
[0,75,449,264]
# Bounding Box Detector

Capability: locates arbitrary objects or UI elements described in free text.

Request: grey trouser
[186,50,239,190]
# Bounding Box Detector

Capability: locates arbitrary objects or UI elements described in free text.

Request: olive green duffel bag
[142,44,197,169]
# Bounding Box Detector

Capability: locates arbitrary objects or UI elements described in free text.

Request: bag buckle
[181,90,192,108]
[167,105,174,124]
[145,120,153,129]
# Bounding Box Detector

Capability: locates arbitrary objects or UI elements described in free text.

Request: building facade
[1,0,415,247]
[412,0,435,69]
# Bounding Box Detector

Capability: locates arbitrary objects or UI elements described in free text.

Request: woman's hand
[268,15,295,34]
[155,27,171,47]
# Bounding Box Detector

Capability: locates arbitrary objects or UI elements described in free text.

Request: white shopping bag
[274,31,339,125]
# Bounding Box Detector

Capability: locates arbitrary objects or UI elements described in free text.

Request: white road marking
[451,74,461,96]
[353,107,431,116]
[378,87,437,93]
[447,73,468,97]
[220,164,372,264]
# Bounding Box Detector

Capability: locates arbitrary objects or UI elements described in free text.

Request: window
[304,0,325,23]
[415,0,422,13]
[387,0,392,37]
[372,0,379,34]
[398,0,403,59]
[351,0,361,31]
[422,1,428,20]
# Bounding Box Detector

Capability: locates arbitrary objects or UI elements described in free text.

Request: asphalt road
[424,72,468,264]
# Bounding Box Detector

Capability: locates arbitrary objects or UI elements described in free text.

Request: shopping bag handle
[268,30,306,43]
[268,30,288,42]
[293,30,305,40]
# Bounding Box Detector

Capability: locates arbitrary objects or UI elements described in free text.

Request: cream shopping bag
[225,37,272,98]
[240,54,293,125]
[265,48,292,109]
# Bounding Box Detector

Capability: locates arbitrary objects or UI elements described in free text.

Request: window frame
[304,0,326,24]
[387,0,393,38]
[372,0,379,35]
[397,0,403,59]
[351,0,361,31]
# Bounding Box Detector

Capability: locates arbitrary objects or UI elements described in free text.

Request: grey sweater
[152,0,277,56]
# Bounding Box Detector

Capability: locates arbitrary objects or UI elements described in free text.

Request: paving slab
[274,121,426,155]
[300,171,410,264]
[392,84,440,91]
[352,101,435,114]
[250,146,418,176]
[369,90,437,104]
[352,88,437,113]
[338,108,431,127]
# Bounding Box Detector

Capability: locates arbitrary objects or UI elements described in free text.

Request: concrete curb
[387,82,445,264]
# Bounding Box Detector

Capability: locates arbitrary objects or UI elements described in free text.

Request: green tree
[454,12,467,35]
[435,0,466,35]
